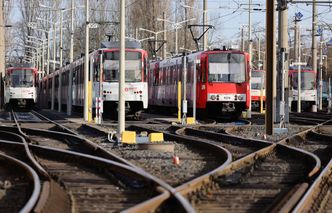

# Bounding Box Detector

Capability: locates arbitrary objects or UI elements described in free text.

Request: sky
[7,0,332,47]
[204,0,332,44]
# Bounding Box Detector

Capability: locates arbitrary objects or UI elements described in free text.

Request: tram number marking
[224,96,231,100]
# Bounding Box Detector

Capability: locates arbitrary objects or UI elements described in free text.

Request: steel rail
[31,111,202,211]
[8,111,196,212]
[0,139,189,212]
[11,110,140,168]
[13,111,196,211]
[273,119,332,211]
[30,110,144,167]
[278,119,332,145]
[176,142,320,212]
[31,109,86,135]
[292,159,332,212]
[11,110,50,178]
[178,126,272,147]
[310,126,332,140]
[172,119,323,212]
[0,152,41,213]
[128,124,234,200]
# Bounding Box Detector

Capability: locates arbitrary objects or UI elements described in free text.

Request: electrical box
[182,100,187,113]
[280,101,285,116]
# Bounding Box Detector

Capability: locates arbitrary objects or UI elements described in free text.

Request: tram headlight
[210,95,216,100]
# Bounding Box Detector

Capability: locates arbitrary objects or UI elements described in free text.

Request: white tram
[4,64,38,108]
[39,41,149,116]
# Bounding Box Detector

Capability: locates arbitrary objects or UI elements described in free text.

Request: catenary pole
[84,0,89,121]
[203,0,207,50]
[58,10,63,112]
[319,34,323,110]
[52,22,56,72]
[297,27,302,113]
[241,26,245,51]
[67,0,74,115]
[47,30,50,75]
[162,12,167,59]
[312,0,318,111]
[277,1,289,125]
[59,11,63,68]
[118,0,126,135]
[0,0,4,108]
[247,0,252,118]
[294,20,299,61]
[51,22,56,111]
[265,0,275,135]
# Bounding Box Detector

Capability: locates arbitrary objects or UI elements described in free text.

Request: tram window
[201,62,206,83]
[55,76,59,88]
[80,64,84,83]
[61,73,64,86]
[9,69,34,87]
[159,69,163,85]
[104,69,118,82]
[77,65,80,84]
[103,59,142,82]
[144,57,148,81]
[166,67,170,85]
[153,68,159,86]
[94,62,100,81]
[72,69,77,84]
[65,72,69,85]
[178,64,182,81]
[187,62,192,83]
[196,63,201,82]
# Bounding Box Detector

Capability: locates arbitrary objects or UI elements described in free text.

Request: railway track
[176,143,320,212]
[0,139,181,212]
[279,121,332,212]
[2,110,196,211]
[167,123,322,212]
[293,159,332,213]
[282,125,332,166]
[0,152,40,212]
[224,125,310,142]
[11,111,41,122]
[64,123,232,188]
[0,110,138,167]
[4,109,328,211]
[175,126,271,160]
[289,111,332,125]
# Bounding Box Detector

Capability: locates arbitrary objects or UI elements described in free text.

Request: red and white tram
[148,49,250,117]
[251,70,265,109]
[289,66,317,111]
[4,64,38,108]
[39,41,149,116]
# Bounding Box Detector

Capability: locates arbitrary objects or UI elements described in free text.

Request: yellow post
[178,81,181,122]
[260,75,265,114]
[88,80,93,122]
[260,88,265,114]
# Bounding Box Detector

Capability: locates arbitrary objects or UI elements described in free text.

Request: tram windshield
[292,72,315,90]
[103,51,142,82]
[10,69,34,87]
[251,71,265,89]
[208,53,246,83]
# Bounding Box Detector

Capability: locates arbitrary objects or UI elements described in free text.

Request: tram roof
[7,63,35,69]
[101,41,142,49]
